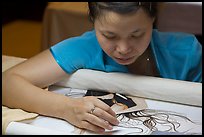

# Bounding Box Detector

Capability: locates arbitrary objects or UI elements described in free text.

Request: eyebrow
[100,30,115,35]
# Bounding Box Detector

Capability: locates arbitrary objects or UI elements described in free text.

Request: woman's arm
[2,49,118,133]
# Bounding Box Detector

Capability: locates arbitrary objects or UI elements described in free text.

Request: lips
[114,56,135,64]
[115,56,134,61]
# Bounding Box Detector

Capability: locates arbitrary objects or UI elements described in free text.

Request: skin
[2,7,154,133]
[96,94,129,112]
[95,8,155,66]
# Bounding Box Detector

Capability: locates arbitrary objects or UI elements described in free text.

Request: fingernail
[115,119,119,125]
[108,125,113,130]
[99,128,105,132]
[104,121,113,130]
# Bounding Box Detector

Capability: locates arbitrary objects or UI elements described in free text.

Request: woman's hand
[63,96,119,133]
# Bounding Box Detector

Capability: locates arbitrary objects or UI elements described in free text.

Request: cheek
[133,32,152,54]
[97,36,115,55]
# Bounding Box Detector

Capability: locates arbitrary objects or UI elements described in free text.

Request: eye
[131,35,140,39]
[102,34,116,39]
[131,33,145,39]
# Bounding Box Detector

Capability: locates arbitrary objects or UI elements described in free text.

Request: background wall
[2,1,47,24]
[2,1,48,58]
[2,2,202,59]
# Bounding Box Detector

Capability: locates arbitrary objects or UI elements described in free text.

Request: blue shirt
[50,29,202,82]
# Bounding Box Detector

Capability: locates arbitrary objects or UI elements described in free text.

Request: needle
[116,93,127,100]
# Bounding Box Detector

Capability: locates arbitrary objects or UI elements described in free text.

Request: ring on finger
[90,106,96,114]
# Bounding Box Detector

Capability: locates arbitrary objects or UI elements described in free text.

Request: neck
[127,46,159,77]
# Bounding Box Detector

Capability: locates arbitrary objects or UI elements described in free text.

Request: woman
[2,2,202,133]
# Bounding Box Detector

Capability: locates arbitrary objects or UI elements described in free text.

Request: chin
[119,61,135,65]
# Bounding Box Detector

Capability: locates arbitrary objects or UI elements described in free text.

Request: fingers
[85,111,114,130]
[95,98,116,116]
[94,99,119,125]
[80,98,119,132]
[91,107,119,126]
[81,120,105,133]
[72,96,120,133]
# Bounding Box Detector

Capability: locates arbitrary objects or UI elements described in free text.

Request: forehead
[95,8,153,31]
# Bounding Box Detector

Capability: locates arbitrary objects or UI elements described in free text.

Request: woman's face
[94,8,155,65]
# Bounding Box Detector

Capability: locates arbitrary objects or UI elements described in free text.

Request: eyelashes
[102,34,116,39]
[102,33,145,40]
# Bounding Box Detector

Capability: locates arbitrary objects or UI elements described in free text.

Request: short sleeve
[49,31,97,74]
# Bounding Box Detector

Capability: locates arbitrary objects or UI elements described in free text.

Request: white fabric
[54,69,202,107]
[6,122,72,135]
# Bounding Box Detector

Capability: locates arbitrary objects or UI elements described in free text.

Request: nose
[116,41,132,55]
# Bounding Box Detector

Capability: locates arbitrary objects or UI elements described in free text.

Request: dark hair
[116,109,201,134]
[88,2,158,23]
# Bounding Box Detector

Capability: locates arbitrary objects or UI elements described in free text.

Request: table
[2,55,27,72]
[41,2,93,50]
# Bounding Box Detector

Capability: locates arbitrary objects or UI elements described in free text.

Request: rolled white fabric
[55,69,202,107]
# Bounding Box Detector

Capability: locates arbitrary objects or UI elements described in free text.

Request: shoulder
[151,30,202,81]
[50,30,101,60]
[49,30,103,74]
[52,30,98,48]
[152,29,200,51]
